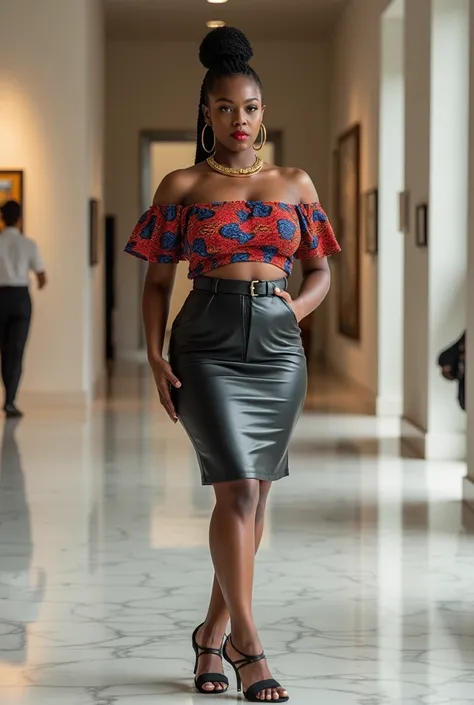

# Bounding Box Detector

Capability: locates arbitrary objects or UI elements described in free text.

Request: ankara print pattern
[125,201,340,279]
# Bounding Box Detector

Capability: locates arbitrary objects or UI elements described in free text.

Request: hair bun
[199,27,253,71]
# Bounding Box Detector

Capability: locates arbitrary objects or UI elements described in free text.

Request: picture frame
[0,170,24,231]
[89,198,99,266]
[416,203,428,247]
[398,190,409,234]
[337,124,361,340]
[364,188,378,255]
[330,148,341,265]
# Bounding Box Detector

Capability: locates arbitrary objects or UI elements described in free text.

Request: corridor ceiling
[105,0,349,41]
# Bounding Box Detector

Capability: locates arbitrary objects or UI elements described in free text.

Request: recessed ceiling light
[206,20,226,28]
[207,0,228,4]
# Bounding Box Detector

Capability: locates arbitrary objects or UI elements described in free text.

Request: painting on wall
[337,124,361,340]
[331,148,341,258]
[364,188,378,255]
[398,190,410,234]
[416,203,428,247]
[0,171,24,231]
[89,199,100,266]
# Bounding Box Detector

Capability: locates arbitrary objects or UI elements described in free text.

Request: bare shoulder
[276,166,320,203]
[152,165,202,206]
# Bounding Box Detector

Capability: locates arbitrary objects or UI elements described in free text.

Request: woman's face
[203,75,265,154]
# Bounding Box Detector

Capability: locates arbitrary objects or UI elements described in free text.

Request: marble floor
[0,365,472,705]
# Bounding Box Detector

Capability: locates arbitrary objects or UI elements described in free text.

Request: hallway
[0,368,472,705]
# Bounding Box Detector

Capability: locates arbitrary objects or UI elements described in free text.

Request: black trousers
[0,287,31,407]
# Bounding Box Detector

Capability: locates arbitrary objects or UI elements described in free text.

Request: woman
[125,27,339,703]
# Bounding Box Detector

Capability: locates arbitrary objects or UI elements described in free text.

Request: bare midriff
[203,262,287,282]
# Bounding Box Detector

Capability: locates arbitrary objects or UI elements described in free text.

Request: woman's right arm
[143,262,181,421]
[142,170,190,421]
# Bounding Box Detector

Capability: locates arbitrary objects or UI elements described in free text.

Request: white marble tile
[0,369,473,704]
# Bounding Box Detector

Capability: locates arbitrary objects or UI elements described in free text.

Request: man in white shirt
[0,201,47,418]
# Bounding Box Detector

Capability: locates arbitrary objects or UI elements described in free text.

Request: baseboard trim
[401,418,466,459]
[376,394,403,417]
[463,476,474,513]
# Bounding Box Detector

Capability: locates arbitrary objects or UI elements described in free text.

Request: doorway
[138,130,282,348]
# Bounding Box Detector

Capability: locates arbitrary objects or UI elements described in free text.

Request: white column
[377,6,405,417]
[402,0,468,459]
[463,2,474,510]
[0,0,104,406]
[426,0,468,457]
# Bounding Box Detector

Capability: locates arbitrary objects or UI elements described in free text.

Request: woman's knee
[215,479,260,520]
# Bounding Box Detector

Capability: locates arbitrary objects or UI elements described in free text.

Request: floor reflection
[0,420,46,667]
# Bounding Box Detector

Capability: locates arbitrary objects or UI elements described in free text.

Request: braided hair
[195,27,263,164]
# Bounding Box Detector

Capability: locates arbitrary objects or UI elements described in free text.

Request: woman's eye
[247,106,258,113]
[219,107,233,113]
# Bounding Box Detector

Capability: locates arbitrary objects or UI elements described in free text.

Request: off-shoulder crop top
[124,200,340,279]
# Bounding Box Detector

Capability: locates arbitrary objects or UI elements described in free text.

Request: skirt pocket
[172,291,215,332]
[279,297,299,325]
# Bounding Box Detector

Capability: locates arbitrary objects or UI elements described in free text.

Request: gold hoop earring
[201,123,215,154]
[254,124,267,151]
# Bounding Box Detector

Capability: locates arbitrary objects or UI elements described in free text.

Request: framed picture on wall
[398,190,409,234]
[331,148,342,262]
[337,124,361,340]
[0,170,24,232]
[364,188,378,255]
[416,203,428,247]
[89,198,99,266]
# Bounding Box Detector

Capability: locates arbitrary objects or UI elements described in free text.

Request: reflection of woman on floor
[0,420,46,663]
[125,28,339,703]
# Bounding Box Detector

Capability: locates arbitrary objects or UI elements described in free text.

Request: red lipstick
[231,131,250,141]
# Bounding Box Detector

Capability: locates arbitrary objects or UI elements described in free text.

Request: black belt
[193,276,288,297]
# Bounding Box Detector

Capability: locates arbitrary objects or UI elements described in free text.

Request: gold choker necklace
[207,155,264,177]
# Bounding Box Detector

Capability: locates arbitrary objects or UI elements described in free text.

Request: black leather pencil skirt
[168,277,307,485]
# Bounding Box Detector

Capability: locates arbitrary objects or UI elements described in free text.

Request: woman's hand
[274,287,303,322]
[149,357,182,422]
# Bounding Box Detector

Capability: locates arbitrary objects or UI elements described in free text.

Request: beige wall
[326,0,391,394]
[106,40,331,355]
[0,0,104,403]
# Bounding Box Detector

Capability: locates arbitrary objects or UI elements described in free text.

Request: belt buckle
[250,280,260,297]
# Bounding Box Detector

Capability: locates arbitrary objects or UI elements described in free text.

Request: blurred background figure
[438,332,466,411]
[0,200,47,418]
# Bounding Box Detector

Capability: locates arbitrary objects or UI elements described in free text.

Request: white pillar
[427,0,468,456]
[402,0,468,459]
[377,5,405,417]
[463,2,474,510]
[0,0,104,406]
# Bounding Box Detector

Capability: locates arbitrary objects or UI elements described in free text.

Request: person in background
[438,332,465,410]
[0,201,47,418]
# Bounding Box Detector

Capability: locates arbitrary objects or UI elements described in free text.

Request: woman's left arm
[274,170,332,322]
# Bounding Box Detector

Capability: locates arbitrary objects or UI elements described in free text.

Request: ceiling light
[207,0,228,4]
[206,20,226,27]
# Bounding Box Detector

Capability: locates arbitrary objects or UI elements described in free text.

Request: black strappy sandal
[223,634,289,702]
[192,623,229,694]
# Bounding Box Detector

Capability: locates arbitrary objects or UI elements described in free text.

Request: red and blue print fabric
[125,200,340,279]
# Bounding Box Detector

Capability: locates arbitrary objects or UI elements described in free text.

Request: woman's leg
[195,480,271,692]
[204,479,288,701]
